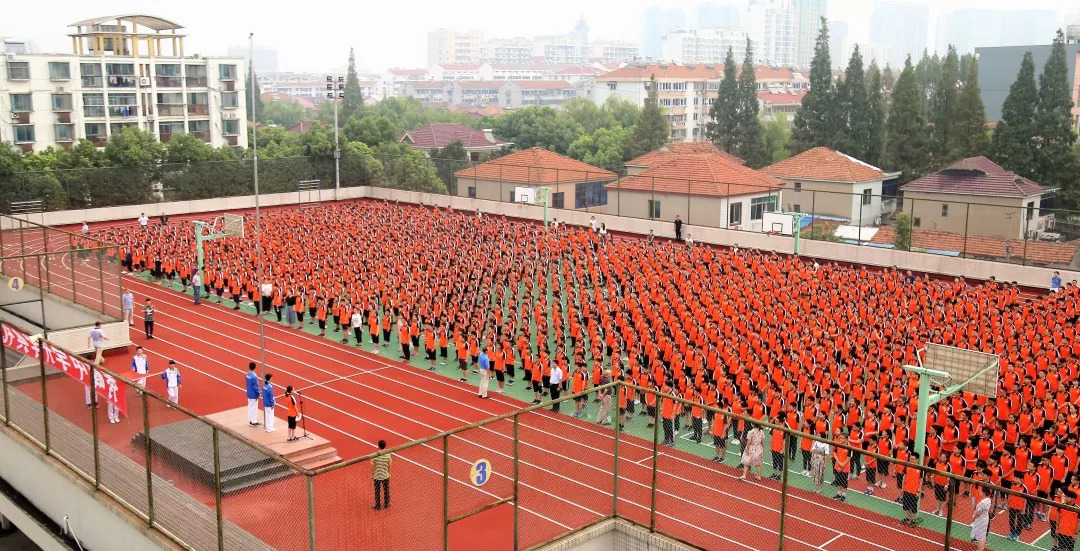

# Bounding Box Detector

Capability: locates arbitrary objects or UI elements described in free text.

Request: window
[80,63,103,88]
[468,186,477,198]
[223,119,239,135]
[221,91,239,108]
[574,182,608,209]
[10,93,32,112]
[941,204,949,217]
[83,93,105,117]
[48,62,71,80]
[1026,201,1036,220]
[793,204,801,213]
[54,124,75,142]
[648,199,661,219]
[219,64,238,80]
[188,119,210,132]
[750,196,777,220]
[109,122,136,135]
[13,125,35,143]
[552,192,565,209]
[862,189,872,206]
[7,61,29,80]
[51,93,73,111]
[105,63,135,76]
[729,202,742,225]
[793,182,802,191]
[84,122,105,137]
[607,82,616,90]
[913,217,921,227]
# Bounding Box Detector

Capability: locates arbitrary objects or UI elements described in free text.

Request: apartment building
[481,38,534,64]
[427,28,484,66]
[588,40,641,64]
[0,15,246,152]
[746,0,797,67]
[660,28,757,65]
[507,81,578,108]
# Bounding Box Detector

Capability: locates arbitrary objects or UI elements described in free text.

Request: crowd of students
[94,201,1080,544]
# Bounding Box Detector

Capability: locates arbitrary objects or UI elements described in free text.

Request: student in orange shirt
[832,444,851,502]
[1055,490,1078,551]
[424,323,437,371]
[397,318,411,363]
[284,385,300,442]
[900,454,922,526]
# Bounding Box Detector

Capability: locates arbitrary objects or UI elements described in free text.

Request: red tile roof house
[624,141,745,175]
[899,157,1058,242]
[763,147,899,225]
[400,123,511,161]
[607,150,784,230]
[454,148,616,211]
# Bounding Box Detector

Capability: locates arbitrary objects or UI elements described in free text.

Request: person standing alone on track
[245,362,261,427]
[142,298,155,339]
[88,321,108,365]
[372,440,392,510]
[674,215,683,241]
[477,347,491,399]
[191,271,202,305]
[284,386,300,442]
[262,373,276,433]
[122,290,134,326]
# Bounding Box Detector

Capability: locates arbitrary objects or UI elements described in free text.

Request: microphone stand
[296,392,313,441]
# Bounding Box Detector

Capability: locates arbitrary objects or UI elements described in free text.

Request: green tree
[734,39,768,167]
[930,46,960,166]
[792,17,839,152]
[603,96,641,129]
[374,142,446,193]
[53,139,108,208]
[429,140,469,193]
[262,98,307,128]
[341,48,365,123]
[892,212,913,251]
[959,53,976,83]
[882,64,896,91]
[246,65,264,123]
[991,52,1039,179]
[865,62,887,166]
[339,141,384,187]
[568,126,632,174]
[835,45,870,159]
[1034,30,1080,205]
[163,133,215,164]
[883,57,929,183]
[949,58,991,161]
[491,106,583,154]
[98,126,164,206]
[627,75,670,159]
[706,47,740,152]
[763,114,792,163]
[343,114,399,147]
[561,98,615,133]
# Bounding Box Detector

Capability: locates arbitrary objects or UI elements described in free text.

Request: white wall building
[746,0,797,67]
[840,41,890,69]
[0,15,247,152]
[589,40,642,64]
[427,28,484,66]
[660,28,757,65]
[481,38,534,64]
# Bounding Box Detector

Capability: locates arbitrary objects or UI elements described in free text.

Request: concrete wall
[608,189,780,232]
[0,427,179,551]
[780,178,884,224]
[901,192,1044,240]
[457,178,613,215]
[1,186,366,230]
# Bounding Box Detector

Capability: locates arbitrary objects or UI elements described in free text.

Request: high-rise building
[643,7,687,59]
[840,41,890,69]
[0,14,247,152]
[660,28,756,65]
[696,3,741,28]
[746,0,797,67]
[227,45,279,73]
[976,41,1080,131]
[427,28,484,67]
[481,38,534,64]
[939,9,1058,55]
[792,0,826,68]
[589,41,641,64]
[870,2,929,68]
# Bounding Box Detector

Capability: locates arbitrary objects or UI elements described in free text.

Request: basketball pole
[790,212,806,255]
[536,187,552,228]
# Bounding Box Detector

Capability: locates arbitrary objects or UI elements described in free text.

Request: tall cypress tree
[1034,29,1080,204]
[884,57,929,183]
[706,47,740,152]
[628,75,670,159]
[949,58,990,161]
[930,46,960,166]
[792,17,838,153]
[734,38,768,167]
[835,45,870,159]
[341,48,365,123]
[991,52,1039,179]
[246,65,264,123]
[865,62,887,167]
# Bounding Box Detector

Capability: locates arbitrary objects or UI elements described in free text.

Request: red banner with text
[2,324,128,416]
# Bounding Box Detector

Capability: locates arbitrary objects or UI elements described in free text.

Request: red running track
[11,230,975,551]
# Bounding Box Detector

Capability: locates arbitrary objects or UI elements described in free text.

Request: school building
[763,147,899,226]
[453,147,616,210]
[899,156,1057,241]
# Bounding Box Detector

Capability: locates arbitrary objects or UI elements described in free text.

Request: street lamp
[326,76,344,199]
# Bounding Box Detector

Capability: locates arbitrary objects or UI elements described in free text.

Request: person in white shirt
[549,363,565,412]
[161,360,181,406]
[259,280,273,316]
[138,213,149,229]
[685,234,694,248]
[81,221,89,234]
[130,346,150,395]
[262,373,276,433]
[351,309,364,347]
[121,290,135,326]
[589,216,598,232]
[88,321,108,365]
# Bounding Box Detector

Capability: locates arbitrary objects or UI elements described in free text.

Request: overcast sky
[4,0,1078,72]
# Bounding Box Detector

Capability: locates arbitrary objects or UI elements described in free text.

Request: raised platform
[133,406,340,494]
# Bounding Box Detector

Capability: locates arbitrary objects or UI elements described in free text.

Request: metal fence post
[18,219,26,282]
[513,414,521,551]
[38,340,49,451]
[42,229,51,294]
[1,322,9,423]
[777,433,791,550]
[70,247,77,306]
[962,203,970,258]
[442,434,450,551]
[142,390,154,526]
[649,393,661,532]
[308,474,316,551]
[97,251,106,313]
[89,363,101,488]
[212,427,224,551]
[612,383,621,518]
[942,480,957,550]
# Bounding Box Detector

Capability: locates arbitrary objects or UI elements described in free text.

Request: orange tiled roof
[599,63,725,80]
[900,156,1051,198]
[627,142,746,167]
[454,147,616,184]
[870,227,1077,265]
[610,154,783,198]
[763,147,885,183]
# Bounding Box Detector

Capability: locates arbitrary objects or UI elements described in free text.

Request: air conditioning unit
[139,76,151,87]
[222,113,238,120]
[10,112,20,120]
[5,53,15,61]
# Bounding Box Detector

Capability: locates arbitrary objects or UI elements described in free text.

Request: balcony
[223,80,236,92]
[189,131,210,142]
[10,112,31,124]
[108,105,137,117]
[226,135,239,146]
[155,76,183,88]
[159,132,175,143]
[185,76,207,87]
[157,104,185,117]
[56,112,71,124]
[82,76,103,88]
[83,106,106,118]
[187,104,209,116]
[107,75,137,88]
[88,135,107,147]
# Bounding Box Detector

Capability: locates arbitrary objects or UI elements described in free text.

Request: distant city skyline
[2,0,1078,72]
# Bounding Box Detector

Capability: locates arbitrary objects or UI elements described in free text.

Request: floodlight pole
[537,187,552,228]
[251,33,269,390]
[194,221,206,281]
[791,212,806,255]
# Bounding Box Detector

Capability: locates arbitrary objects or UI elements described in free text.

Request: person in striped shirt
[372,440,392,510]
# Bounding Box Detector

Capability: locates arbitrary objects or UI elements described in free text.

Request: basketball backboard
[917,343,1000,398]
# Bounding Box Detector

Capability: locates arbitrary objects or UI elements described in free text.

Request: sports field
[3,200,1077,550]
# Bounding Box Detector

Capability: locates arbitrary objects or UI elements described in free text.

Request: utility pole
[250,33,268,389]
[326,76,344,200]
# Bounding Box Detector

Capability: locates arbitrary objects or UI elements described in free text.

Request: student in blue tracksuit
[245,362,260,426]
[262,373,276,433]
